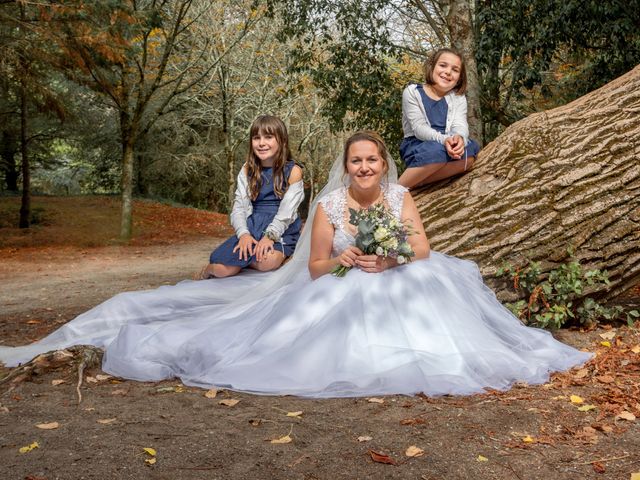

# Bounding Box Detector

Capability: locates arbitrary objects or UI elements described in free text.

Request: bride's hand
[338,246,364,268]
[355,254,396,273]
[233,234,258,261]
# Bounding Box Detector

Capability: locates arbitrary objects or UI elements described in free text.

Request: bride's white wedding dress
[0,183,591,397]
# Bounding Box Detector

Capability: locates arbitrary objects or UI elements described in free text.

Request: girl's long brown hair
[423,47,467,95]
[246,115,292,200]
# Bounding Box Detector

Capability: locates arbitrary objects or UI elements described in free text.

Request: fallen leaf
[36,422,59,430]
[95,374,112,381]
[577,405,597,412]
[592,461,606,474]
[286,411,303,417]
[596,375,615,384]
[173,386,185,393]
[51,379,66,386]
[145,457,156,465]
[0,406,8,413]
[600,341,611,348]
[631,345,640,354]
[630,472,640,480]
[615,411,636,422]
[574,368,589,379]
[369,449,397,465]
[156,387,175,393]
[367,398,384,404]
[97,418,117,424]
[143,447,156,456]
[19,441,39,454]
[85,376,98,383]
[477,455,489,462]
[111,389,127,396]
[552,395,567,400]
[522,435,535,443]
[599,330,616,340]
[204,389,219,399]
[270,434,292,444]
[219,399,240,407]
[357,436,372,442]
[405,445,424,457]
[570,395,584,404]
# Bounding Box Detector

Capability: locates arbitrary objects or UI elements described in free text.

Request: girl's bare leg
[195,263,242,279]
[250,250,286,272]
[398,157,475,189]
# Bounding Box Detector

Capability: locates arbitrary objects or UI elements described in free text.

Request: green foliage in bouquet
[332,204,415,277]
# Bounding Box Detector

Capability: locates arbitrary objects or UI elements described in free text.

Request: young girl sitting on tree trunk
[198,115,304,279]
[398,47,481,189]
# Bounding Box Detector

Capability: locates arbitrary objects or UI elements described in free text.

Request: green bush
[497,255,639,329]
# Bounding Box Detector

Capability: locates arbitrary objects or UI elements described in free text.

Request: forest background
[2,0,638,239]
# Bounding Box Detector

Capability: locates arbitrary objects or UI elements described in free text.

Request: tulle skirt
[0,252,591,398]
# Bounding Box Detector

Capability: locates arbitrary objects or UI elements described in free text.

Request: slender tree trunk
[18,75,30,228]
[412,65,640,302]
[1,130,19,192]
[120,134,135,240]
[446,0,482,143]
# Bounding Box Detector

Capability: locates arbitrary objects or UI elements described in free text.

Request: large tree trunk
[446,0,482,143]
[413,65,640,302]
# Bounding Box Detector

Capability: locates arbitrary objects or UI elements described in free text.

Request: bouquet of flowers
[331,204,415,277]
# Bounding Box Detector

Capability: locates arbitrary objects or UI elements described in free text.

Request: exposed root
[1,345,104,403]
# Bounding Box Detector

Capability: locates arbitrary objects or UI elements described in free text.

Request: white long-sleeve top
[401,84,470,145]
[229,168,304,242]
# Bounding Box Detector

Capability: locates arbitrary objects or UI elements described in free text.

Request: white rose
[376,246,384,256]
[397,255,406,265]
[374,227,388,242]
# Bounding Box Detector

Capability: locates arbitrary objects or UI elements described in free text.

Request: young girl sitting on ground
[199,115,304,278]
[398,48,481,189]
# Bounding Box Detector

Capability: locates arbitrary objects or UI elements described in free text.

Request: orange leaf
[369,450,397,465]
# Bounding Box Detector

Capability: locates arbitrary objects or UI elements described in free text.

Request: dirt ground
[1,199,639,479]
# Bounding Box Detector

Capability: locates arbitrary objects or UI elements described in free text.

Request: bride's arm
[402,192,430,260]
[308,204,362,280]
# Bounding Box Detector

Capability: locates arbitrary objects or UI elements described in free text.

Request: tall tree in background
[42,0,261,239]
[0,0,67,227]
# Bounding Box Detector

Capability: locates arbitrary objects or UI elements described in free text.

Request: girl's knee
[252,252,285,272]
[212,264,241,278]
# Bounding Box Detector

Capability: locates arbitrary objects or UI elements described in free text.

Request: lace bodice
[319,184,408,256]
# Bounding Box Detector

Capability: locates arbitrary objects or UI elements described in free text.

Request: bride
[0,131,591,397]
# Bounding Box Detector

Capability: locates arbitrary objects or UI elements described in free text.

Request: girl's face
[345,140,386,191]
[252,130,280,165]
[431,52,462,94]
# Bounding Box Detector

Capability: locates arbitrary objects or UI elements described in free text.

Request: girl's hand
[445,135,464,159]
[233,234,258,261]
[255,236,275,262]
[355,254,397,273]
[338,246,364,268]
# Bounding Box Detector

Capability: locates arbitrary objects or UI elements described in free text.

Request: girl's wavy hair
[423,47,467,95]
[342,131,389,175]
[246,115,292,200]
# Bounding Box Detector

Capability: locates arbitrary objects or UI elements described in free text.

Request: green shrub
[497,255,639,329]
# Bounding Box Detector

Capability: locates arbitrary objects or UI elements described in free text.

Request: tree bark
[120,137,135,240]
[1,130,19,192]
[446,0,482,143]
[18,70,30,228]
[413,65,640,302]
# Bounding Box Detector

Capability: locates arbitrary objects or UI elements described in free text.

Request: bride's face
[345,140,386,190]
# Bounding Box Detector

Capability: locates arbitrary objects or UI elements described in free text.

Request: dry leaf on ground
[477,455,489,462]
[97,418,117,424]
[36,422,59,430]
[615,411,636,422]
[599,330,616,340]
[204,389,219,398]
[19,442,39,454]
[367,398,384,404]
[357,436,372,442]
[286,411,303,417]
[570,395,584,404]
[95,374,112,381]
[51,379,65,386]
[219,399,240,407]
[405,445,425,457]
[369,450,397,465]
